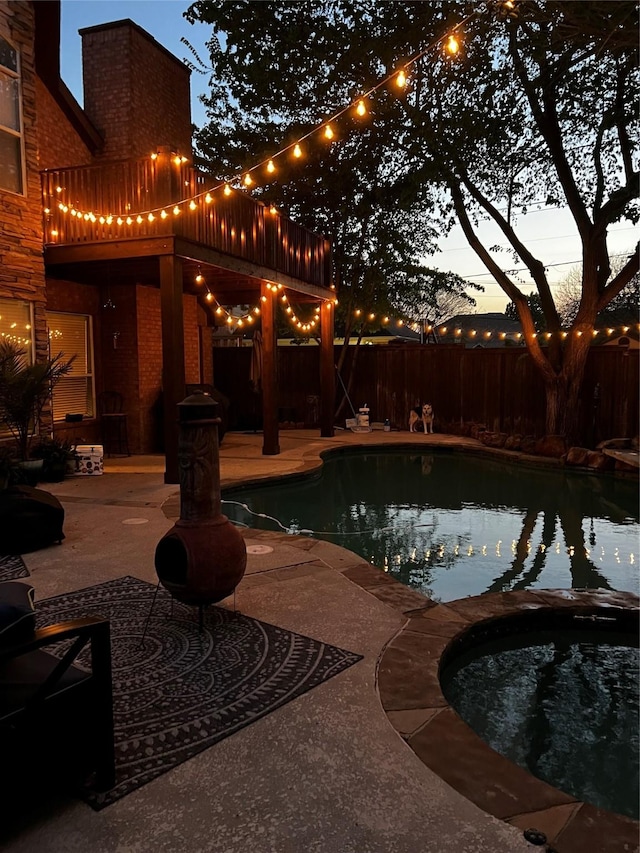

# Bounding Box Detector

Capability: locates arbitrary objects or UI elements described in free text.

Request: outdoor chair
[0,582,116,800]
[98,391,130,457]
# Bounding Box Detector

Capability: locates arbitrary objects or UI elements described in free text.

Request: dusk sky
[59,1,636,314]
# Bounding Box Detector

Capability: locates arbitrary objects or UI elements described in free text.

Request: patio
[2,430,634,852]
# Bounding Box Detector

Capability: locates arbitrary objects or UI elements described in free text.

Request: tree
[556,259,639,327]
[505,291,546,330]
[185,0,639,440]
[184,2,482,351]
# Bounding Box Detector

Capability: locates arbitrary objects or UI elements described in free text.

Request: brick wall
[35,77,92,169]
[81,20,192,162]
[183,294,200,384]
[136,284,163,453]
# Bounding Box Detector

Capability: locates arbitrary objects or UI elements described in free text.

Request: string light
[445,34,460,55]
[45,11,481,228]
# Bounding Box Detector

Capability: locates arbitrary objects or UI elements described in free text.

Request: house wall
[35,76,93,170]
[80,20,192,162]
[1,4,209,458]
[0,1,49,430]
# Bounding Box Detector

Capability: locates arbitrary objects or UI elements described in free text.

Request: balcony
[41,153,332,299]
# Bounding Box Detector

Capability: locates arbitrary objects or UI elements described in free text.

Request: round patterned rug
[36,576,362,809]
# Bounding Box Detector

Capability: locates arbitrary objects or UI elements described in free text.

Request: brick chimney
[80,19,192,161]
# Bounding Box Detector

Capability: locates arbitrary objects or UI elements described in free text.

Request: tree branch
[596,244,640,313]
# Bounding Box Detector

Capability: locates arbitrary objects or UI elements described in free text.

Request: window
[46,312,95,420]
[0,35,23,194]
[0,297,32,354]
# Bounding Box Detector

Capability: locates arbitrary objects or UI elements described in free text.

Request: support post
[159,254,185,482]
[261,281,280,455]
[320,299,335,437]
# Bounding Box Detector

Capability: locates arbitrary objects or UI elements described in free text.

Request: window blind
[46,312,95,420]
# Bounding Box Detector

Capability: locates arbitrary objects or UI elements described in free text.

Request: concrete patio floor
[1,430,571,852]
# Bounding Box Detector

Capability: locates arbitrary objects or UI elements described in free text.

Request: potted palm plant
[0,340,75,484]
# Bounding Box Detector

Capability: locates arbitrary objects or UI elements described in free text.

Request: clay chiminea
[154,391,246,607]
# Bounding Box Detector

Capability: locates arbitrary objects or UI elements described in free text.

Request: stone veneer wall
[0,1,49,429]
[80,20,192,162]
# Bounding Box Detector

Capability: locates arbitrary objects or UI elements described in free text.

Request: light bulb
[189,200,197,210]
[293,144,302,158]
[243,173,253,186]
[195,273,204,283]
[148,213,155,222]
[160,209,168,219]
[206,292,213,302]
[267,160,275,173]
[324,124,334,140]
[205,193,213,204]
[396,69,407,87]
[269,205,277,215]
[356,100,367,117]
[224,184,231,196]
[446,34,460,55]
[173,206,181,216]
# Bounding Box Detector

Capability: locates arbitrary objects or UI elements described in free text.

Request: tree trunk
[543,336,592,442]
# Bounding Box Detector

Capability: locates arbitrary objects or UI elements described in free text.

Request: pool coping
[357,571,640,853]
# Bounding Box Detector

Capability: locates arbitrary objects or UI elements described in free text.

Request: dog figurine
[409,403,434,434]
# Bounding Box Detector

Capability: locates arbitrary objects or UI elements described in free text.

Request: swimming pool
[223,448,639,602]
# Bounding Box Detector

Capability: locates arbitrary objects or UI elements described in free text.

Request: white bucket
[74,444,104,476]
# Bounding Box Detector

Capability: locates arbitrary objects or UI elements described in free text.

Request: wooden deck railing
[41,156,331,288]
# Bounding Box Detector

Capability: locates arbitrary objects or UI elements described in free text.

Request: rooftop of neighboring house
[435,312,524,347]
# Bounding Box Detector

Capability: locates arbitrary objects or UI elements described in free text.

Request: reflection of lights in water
[378,542,634,564]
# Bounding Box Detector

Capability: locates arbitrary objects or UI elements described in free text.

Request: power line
[438,227,637,255]
[459,253,633,281]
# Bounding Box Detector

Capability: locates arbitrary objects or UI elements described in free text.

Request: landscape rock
[586,451,614,471]
[565,447,590,467]
[534,435,568,458]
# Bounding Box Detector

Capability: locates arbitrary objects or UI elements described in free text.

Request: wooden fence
[213,345,639,445]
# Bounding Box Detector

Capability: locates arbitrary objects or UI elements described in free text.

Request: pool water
[223,449,639,602]
[440,628,640,819]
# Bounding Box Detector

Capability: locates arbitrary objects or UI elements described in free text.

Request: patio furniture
[98,391,130,457]
[0,485,65,554]
[0,581,115,799]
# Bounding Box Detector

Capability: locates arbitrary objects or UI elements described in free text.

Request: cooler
[74,444,104,476]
